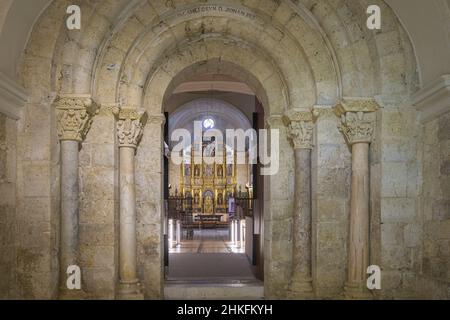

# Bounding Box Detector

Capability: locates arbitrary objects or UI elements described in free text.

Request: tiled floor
[170,228,245,254]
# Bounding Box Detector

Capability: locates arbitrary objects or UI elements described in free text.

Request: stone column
[283,109,315,297]
[334,98,379,299]
[114,108,148,299]
[55,95,98,297]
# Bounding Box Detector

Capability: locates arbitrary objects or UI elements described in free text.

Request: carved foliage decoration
[284,110,315,149]
[339,111,376,145]
[55,96,99,141]
[113,108,148,148]
[334,98,379,146]
[288,121,314,149]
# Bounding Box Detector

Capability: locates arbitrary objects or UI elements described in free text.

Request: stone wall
[312,109,351,298]
[78,107,118,299]
[135,118,165,299]
[0,113,17,299]
[263,118,295,298]
[417,111,450,298]
[14,100,59,299]
[10,0,68,300]
[310,104,422,299]
[378,106,421,299]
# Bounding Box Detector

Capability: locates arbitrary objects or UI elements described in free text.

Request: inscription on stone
[176,5,256,20]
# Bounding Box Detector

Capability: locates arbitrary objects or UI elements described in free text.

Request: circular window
[203,118,215,129]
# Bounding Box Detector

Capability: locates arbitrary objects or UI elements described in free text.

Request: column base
[344,282,373,300]
[288,276,314,299]
[118,279,144,300]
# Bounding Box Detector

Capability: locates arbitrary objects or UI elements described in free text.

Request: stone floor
[167,253,256,280]
[164,281,264,300]
[170,228,245,254]
[167,228,255,281]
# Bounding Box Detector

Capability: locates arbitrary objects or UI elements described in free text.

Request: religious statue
[217,192,223,205]
[204,142,215,157]
[217,165,223,177]
[228,195,236,215]
[184,164,191,176]
[204,164,213,177]
[194,164,200,177]
[204,195,213,214]
[227,164,233,176]
[194,191,200,204]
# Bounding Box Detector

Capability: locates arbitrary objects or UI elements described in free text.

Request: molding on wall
[0,72,28,119]
[173,81,254,96]
[413,74,450,123]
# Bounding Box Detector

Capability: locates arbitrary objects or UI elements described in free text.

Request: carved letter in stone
[113,108,148,148]
[55,95,99,142]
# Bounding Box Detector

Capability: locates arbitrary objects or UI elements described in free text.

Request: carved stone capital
[338,112,376,145]
[334,98,379,145]
[334,97,380,116]
[55,95,99,142]
[147,114,166,126]
[113,107,148,148]
[283,109,315,149]
[265,114,283,128]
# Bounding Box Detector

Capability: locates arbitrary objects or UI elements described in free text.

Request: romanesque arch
[12,0,419,299]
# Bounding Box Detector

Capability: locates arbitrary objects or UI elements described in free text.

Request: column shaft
[334,98,379,299]
[283,109,315,297]
[55,95,97,298]
[345,142,370,296]
[60,140,80,276]
[119,146,138,283]
[114,107,147,299]
[291,148,313,293]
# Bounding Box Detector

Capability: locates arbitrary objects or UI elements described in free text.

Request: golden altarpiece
[180,139,237,218]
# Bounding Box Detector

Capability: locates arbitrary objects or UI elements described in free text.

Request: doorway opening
[162,73,265,285]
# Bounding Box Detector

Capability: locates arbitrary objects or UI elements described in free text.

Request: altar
[193,214,228,228]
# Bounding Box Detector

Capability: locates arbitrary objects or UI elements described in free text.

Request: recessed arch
[16,0,418,109]
[88,2,343,110]
[161,58,272,115]
[140,39,288,116]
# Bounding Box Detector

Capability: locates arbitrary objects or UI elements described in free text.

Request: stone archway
[134,53,296,299]
[12,0,419,300]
